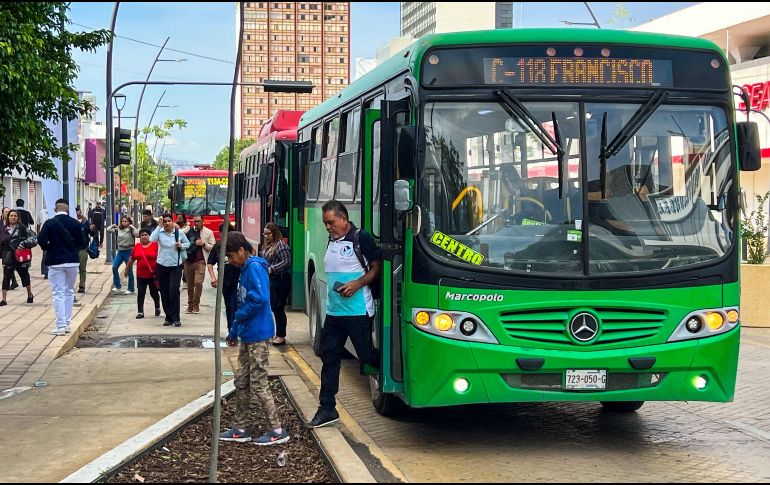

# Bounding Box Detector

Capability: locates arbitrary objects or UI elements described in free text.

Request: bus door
[364,98,411,398]
[256,159,274,242]
[289,141,309,309]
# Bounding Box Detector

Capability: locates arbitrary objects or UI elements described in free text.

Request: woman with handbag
[124,228,161,319]
[261,222,291,346]
[1,210,36,306]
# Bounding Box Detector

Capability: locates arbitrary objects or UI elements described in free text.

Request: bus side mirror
[167,186,173,200]
[397,126,416,180]
[257,164,273,197]
[394,179,412,212]
[737,121,761,171]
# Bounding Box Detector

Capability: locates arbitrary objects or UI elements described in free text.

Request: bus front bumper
[402,325,740,408]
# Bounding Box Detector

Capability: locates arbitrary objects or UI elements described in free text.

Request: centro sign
[445,291,504,302]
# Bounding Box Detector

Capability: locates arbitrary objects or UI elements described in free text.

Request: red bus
[237,110,303,246]
[169,166,234,240]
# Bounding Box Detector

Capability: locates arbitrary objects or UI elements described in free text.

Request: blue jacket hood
[230,256,274,343]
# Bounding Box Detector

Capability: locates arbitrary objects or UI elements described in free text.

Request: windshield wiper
[599,90,669,199]
[495,89,565,198]
[551,111,565,199]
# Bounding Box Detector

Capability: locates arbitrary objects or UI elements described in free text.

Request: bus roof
[175,168,229,177]
[300,28,724,128]
[257,110,303,142]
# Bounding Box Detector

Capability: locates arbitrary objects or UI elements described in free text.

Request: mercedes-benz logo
[569,312,599,343]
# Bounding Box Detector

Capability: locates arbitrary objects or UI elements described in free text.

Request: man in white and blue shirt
[307,201,381,429]
[150,213,190,327]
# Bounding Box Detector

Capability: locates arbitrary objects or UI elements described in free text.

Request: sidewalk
[0,247,113,393]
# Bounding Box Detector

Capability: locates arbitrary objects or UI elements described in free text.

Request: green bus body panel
[289,147,305,309]
[300,28,726,129]
[403,324,739,407]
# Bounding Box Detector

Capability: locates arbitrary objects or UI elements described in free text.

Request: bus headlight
[434,314,454,332]
[410,309,499,344]
[668,307,739,342]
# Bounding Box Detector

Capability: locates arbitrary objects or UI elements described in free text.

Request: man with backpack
[150,213,190,327]
[183,216,215,314]
[88,201,106,248]
[307,200,381,429]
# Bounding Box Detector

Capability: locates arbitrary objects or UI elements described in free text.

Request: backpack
[185,227,201,260]
[87,237,100,259]
[351,229,381,300]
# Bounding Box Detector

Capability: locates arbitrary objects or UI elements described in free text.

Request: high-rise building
[400,2,514,38]
[237,2,350,139]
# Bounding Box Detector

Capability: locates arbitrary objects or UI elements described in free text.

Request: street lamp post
[105,2,120,263]
[132,36,186,223]
[560,2,602,28]
[114,94,126,223]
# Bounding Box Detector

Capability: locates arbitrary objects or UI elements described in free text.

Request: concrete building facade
[237,1,350,140]
[400,2,514,38]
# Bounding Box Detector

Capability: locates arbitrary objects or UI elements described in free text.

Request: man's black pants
[319,314,376,410]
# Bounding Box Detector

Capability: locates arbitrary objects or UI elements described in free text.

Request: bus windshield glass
[173,176,232,216]
[419,100,733,275]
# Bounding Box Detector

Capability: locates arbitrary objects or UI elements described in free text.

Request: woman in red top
[124,228,160,319]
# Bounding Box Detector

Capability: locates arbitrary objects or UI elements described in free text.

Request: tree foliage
[0,3,110,196]
[742,191,770,264]
[606,3,636,29]
[212,138,255,169]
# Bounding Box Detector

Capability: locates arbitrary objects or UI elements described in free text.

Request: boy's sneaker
[50,328,66,336]
[111,288,122,294]
[306,408,340,428]
[218,427,251,442]
[253,428,290,446]
[123,290,134,295]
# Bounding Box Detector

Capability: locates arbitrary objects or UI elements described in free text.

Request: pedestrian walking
[76,206,97,294]
[88,201,106,248]
[219,231,289,446]
[150,213,190,327]
[36,206,50,280]
[14,199,35,227]
[261,222,291,346]
[207,222,250,332]
[2,207,19,290]
[124,229,161,319]
[0,210,37,306]
[107,216,138,295]
[183,216,215,314]
[307,201,381,428]
[139,209,158,234]
[176,213,190,289]
[38,199,87,336]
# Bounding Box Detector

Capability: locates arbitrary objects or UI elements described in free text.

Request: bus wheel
[370,374,404,417]
[308,274,323,357]
[600,401,644,412]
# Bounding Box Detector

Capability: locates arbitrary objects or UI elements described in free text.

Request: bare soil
[107,379,336,483]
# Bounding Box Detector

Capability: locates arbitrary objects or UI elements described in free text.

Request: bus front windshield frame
[417,97,735,276]
[173,176,233,217]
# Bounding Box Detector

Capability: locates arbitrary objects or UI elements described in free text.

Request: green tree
[212,138,255,169]
[606,3,636,29]
[138,119,186,208]
[0,3,110,196]
[742,191,770,264]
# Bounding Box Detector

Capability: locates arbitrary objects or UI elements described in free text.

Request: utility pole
[60,4,70,204]
[105,2,120,263]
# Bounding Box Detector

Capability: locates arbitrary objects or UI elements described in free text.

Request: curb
[60,380,236,483]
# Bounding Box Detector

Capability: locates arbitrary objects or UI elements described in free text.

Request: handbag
[87,237,100,259]
[15,248,32,264]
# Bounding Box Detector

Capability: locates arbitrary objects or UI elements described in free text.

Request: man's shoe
[0,301,6,307]
[136,313,144,319]
[51,328,66,336]
[111,288,122,294]
[173,321,181,327]
[123,290,134,295]
[163,321,173,326]
[218,427,251,443]
[253,428,290,446]
[78,287,86,294]
[306,408,339,428]
[27,296,33,304]
[192,306,200,314]
[185,307,193,314]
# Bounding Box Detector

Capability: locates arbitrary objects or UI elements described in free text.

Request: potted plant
[740,191,770,328]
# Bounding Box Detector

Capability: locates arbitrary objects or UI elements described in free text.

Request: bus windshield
[419,100,733,275]
[173,176,233,216]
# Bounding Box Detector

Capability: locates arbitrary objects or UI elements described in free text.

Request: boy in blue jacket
[219,231,289,446]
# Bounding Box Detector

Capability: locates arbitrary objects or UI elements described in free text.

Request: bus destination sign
[483,57,673,87]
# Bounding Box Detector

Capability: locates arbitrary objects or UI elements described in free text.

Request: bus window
[320,117,339,200]
[307,125,322,201]
[336,107,360,202]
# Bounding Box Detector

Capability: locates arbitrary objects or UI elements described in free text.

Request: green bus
[294,29,761,415]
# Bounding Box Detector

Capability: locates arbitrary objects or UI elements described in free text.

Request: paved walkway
[0,247,113,392]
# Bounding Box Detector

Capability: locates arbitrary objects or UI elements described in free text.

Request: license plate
[565,370,606,390]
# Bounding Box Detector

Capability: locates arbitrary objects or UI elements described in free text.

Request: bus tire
[370,374,404,417]
[600,401,644,412]
[308,274,323,357]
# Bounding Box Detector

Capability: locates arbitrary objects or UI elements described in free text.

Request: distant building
[237,2,351,139]
[400,2,514,38]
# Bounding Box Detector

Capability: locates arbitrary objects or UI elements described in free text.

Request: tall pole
[133,37,170,223]
[60,4,70,204]
[105,2,120,263]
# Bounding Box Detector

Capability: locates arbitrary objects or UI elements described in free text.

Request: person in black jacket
[14,199,35,227]
[38,199,88,336]
[89,201,106,247]
[0,210,37,306]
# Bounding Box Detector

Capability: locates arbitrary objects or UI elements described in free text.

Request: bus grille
[501,372,667,391]
[499,308,667,346]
